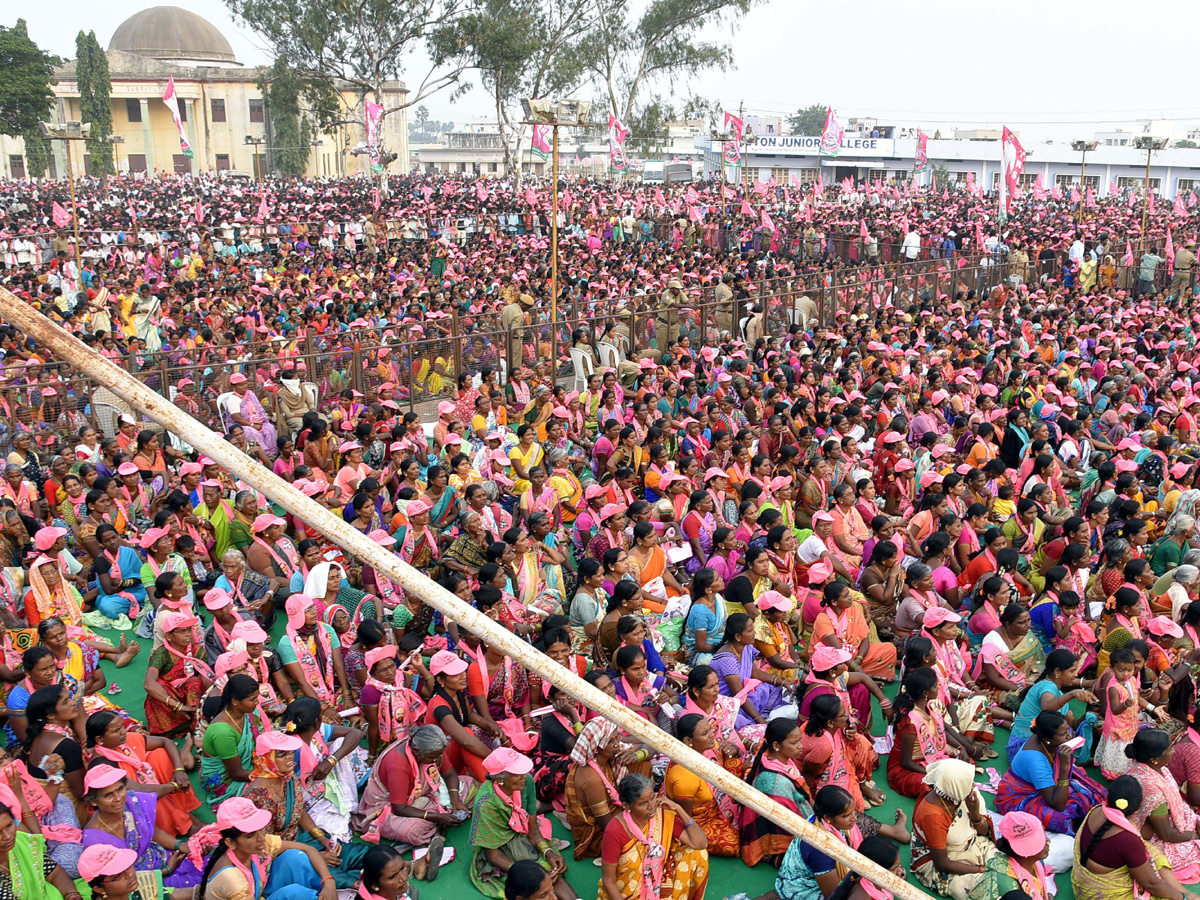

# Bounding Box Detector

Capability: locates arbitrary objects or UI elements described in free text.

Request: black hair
[24,683,66,753]
[903,636,935,670]
[1032,710,1066,744]
[1043,649,1078,680]
[749,716,803,784]
[221,673,260,710]
[614,644,645,671]
[355,619,387,647]
[675,713,705,742]
[1081,775,1142,865]
[825,836,899,900]
[805,692,843,736]
[894,667,938,720]
[505,858,551,900]
[814,784,855,820]
[1126,727,1171,764]
[686,665,716,699]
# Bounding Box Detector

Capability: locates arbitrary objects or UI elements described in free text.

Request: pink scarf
[493,783,529,834]
[622,810,667,900]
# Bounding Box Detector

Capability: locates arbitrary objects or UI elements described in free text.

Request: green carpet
[91,622,1088,900]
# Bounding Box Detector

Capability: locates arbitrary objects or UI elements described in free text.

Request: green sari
[200,712,261,799]
[6,831,89,900]
[969,851,1047,900]
[469,780,550,899]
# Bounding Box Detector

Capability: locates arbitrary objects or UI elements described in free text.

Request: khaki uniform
[656,288,682,348]
[1171,248,1197,298]
[500,300,529,371]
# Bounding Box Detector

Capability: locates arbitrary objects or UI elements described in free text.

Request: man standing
[501,287,534,373]
[656,279,684,348]
[1139,248,1167,297]
[1171,240,1197,300]
[714,273,734,334]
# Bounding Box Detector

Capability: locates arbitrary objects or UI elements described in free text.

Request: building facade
[0,6,407,180]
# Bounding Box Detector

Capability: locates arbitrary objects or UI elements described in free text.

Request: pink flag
[372,188,380,212]
[975,220,986,251]
[841,177,852,195]
[51,202,71,228]
[194,197,205,223]
[561,188,573,209]
[815,175,824,194]
[860,219,869,238]
[914,130,929,173]
[607,114,629,171]
[722,186,735,199]
[256,194,269,222]
[1109,179,1119,196]
[1000,127,1026,215]
[1176,194,1188,216]
[1167,227,1175,265]
[1191,190,1199,208]
[634,197,644,216]
[740,199,754,216]
[1123,239,1134,267]
[900,216,909,235]
[422,186,434,202]
[685,186,699,204]
[803,204,813,223]
[762,210,775,232]
[753,181,766,196]
[1069,187,1080,204]
[819,107,843,157]
[723,111,743,163]
[1149,191,1155,213]
[525,188,536,207]
[653,187,666,206]
[1086,186,1095,208]
[476,181,488,201]
[790,173,802,188]
[688,205,702,223]
[1051,185,1063,201]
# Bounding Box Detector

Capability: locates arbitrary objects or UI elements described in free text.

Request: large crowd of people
[0,168,1196,900]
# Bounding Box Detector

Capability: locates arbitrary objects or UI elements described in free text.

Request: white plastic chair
[302,382,319,408]
[92,402,122,438]
[596,341,620,370]
[568,347,594,392]
[215,392,236,429]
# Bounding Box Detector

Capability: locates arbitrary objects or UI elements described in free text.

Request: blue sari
[94,545,147,619]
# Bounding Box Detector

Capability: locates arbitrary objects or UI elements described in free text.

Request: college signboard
[754,135,897,158]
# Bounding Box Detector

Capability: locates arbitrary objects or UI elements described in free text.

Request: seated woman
[0,799,87,900]
[528,628,589,712]
[1123,728,1200,882]
[801,694,896,821]
[710,613,788,728]
[679,664,762,765]
[278,698,365,848]
[796,644,892,735]
[425,649,496,783]
[360,646,427,759]
[599,773,707,900]
[964,571,1013,649]
[753,591,802,685]
[740,718,813,867]
[810,581,897,681]
[189,795,337,900]
[471,748,575,900]
[971,810,1055,900]
[1005,649,1097,763]
[910,758,998,900]
[996,710,1106,834]
[683,568,727,666]
[1072,775,1193,900]
[774,787,898,900]
[666,714,740,857]
[91,524,148,624]
[562,718,627,861]
[200,674,266,801]
[85,710,199,838]
[80,764,202,889]
[1097,586,1147,678]
[241,730,368,888]
[352,724,469,872]
[612,644,678,727]
[974,602,1045,712]
[22,683,88,877]
[887,667,957,799]
[777,833,902,900]
[280,593,352,713]
[144,611,212,737]
[625,522,683,614]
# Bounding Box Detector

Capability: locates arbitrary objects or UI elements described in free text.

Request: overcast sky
[15,0,1200,144]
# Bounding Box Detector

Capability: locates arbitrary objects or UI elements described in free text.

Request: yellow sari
[597,809,708,900]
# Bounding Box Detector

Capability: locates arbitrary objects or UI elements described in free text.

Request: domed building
[1,6,406,181]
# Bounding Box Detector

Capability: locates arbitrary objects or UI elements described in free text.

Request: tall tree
[22,125,49,178]
[580,0,759,125]
[787,104,826,136]
[626,94,673,156]
[75,30,113,175]
[0,19,58,138]
[431,0,592,181]
[261,60,310,177]
[223,0,466,189]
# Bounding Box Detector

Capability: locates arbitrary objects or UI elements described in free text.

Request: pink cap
[83,764,126,793]
[810,645,853,672]
[214,796,272,833]
[895,459,916,472]
[365,645,398,671]
[482,747,534,776]
[430,649,469,676]
[923,607,962,629]
[338,441,362,454]
[160,611,200,633]
[1148,615,1184,638]
[757,590,795,612]
[256,731,303,754]
[179,461,203,476]
[214,649,249,679]
[443,434,463,446]
[807,559,834,584]
[116,462,140,476]
[285,593,313,630]
[882,431,904,444]
[438,401,456,416]
[252,513,286,533]
[33,526,68,551]
[200,479,223,489]
[406,498,431,516]
[812,511,835,524]
[996,811,1046,857]
[139,526,171,549]
[230,619,269,644]
[368,529,396,546]
[1172,462,1193,478]
[203,588,233,611]
[1114,458,1140,473]
[599,503,625,521]
[704,467,728,482]
[584,484,607,500]
[230,373,248,385]
[78,845,138,883]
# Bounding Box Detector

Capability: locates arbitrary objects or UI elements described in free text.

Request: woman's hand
[318,880,338,900]
[1071,689,1098,704]
[311,758,335,782]
[320,844,342,867]
[545,849,566,877]
[172,770,190,790]
[656,797,687,818]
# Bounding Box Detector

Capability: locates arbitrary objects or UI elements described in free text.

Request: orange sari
[811,603,897,680]
[629,545,675,614]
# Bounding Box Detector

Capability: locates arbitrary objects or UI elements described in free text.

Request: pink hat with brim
[203,588,233,611]
[1148,616,1184,638]
[34,526,68,551]
[482,747,534,776]
[997,811,1047,857]
[757,590,795,612]
[365,645,398,671]
[160,612,200,633]
[812,511,835,524]
[78,845,138,883]
[599,503,625,521]
[406,498,431,516]
[256,731,303,754]
[139,526,171,549]
[285,593,313,630]
[704,467,728,482]
[338,441,362,454]
[810,645,853,672]
[230,619,269,644]
[252,514,286,532]
[117,462,140,476]
[83,764,126,793]
[895,459,915,472]
[215,796,273,833]
[368,529,396,546]
[430,649,468,676]
[585,484,607,500]
[923,607,962,629]
[229,373,248,385]
[808,559,834,584]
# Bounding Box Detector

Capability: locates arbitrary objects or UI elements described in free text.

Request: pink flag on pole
[1167,227,1175,266]
[1176,194,1188,216]
[1086,186,1095,208]
[1109,179,1119,196]
[1123,240,1134,267]
[790,173,802,188]
[476,181,488,201]
[815,175,824,194]
[914,130,929,173]
[607,115,629,171]
[841,178,852,195]
[1149,191,1155,213]
[525,188,536,207]
[256,193,269,223]
[686,186,699,204]
[753,181,766,195]
[561,188,573,209]
[975,220,985,250]
[161,75,193,159]
[654,187,666,206]
[689,206,702,223]
[1000,127,1026,215]
[819,107,843,157]
[1051,185,1063,201]
[740,199,754,216]
[722,186,735,199]
[194,197,205,223]
[1069,187,1080,204]
[51,202,71,228]
[860,219,869,238]
[364,100,384,172]
[762,210,775,232]
[1191,190,1199,208]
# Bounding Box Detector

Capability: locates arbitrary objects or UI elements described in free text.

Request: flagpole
[551,122,560,383]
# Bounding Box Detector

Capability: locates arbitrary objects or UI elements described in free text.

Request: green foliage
[580,0,760,123]
[786,104,826,136]
[626,94,673,155]
[415,105,429,127]
[261,60,314,177]
[0,19,59,138]
[930,162,951,187]
[1177,139,1198,149]
[76,30,113,175]
[680,95,721,130]
[223,0,465,115]
[22,125,49,178]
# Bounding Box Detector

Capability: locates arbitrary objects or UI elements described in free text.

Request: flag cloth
[1123,240,1134,267]
[685,186,699,204]
[1191,190,1198,207]
[372,188,380,211]
[815,174,824,194]
[1176,194,1188,216]
[608,114,629,171]
[1032,174,1045,201]
[530,124,552,160]
[790,173,802,188]
[1069,188,1080,205]
[51,202,71,228]
[688,205,702,223]
[194,197,205,224]
[1167,227,1175,269]
[161,75,193,159]
[654,187,666,206]
[740,199,754,216]
[819,107,843,157]
[762,210,775,232]
[1110,179,1119,196]
[860,219,869,238]
[753,181,766,195]
[256,193,268,223]
[1086,185,1096,208]
[476,181,488,201]
[1000,126,1026,218]
[365,100,384,173]
[1051,185,1063,201]
[723,112,743,163]
[525,187,536,207]
[914,130,929,173]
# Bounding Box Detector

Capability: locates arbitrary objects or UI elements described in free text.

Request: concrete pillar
[184,98,199,172]
[140,99,155,174]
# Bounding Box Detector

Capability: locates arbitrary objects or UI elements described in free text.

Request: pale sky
[13,0,1200,144]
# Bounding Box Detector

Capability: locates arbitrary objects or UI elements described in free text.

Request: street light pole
[1135,136,1168,252]
[244,135,266,182]
[1071,140,1097,222]
[40,121,89,294]
[107,134,125,176]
